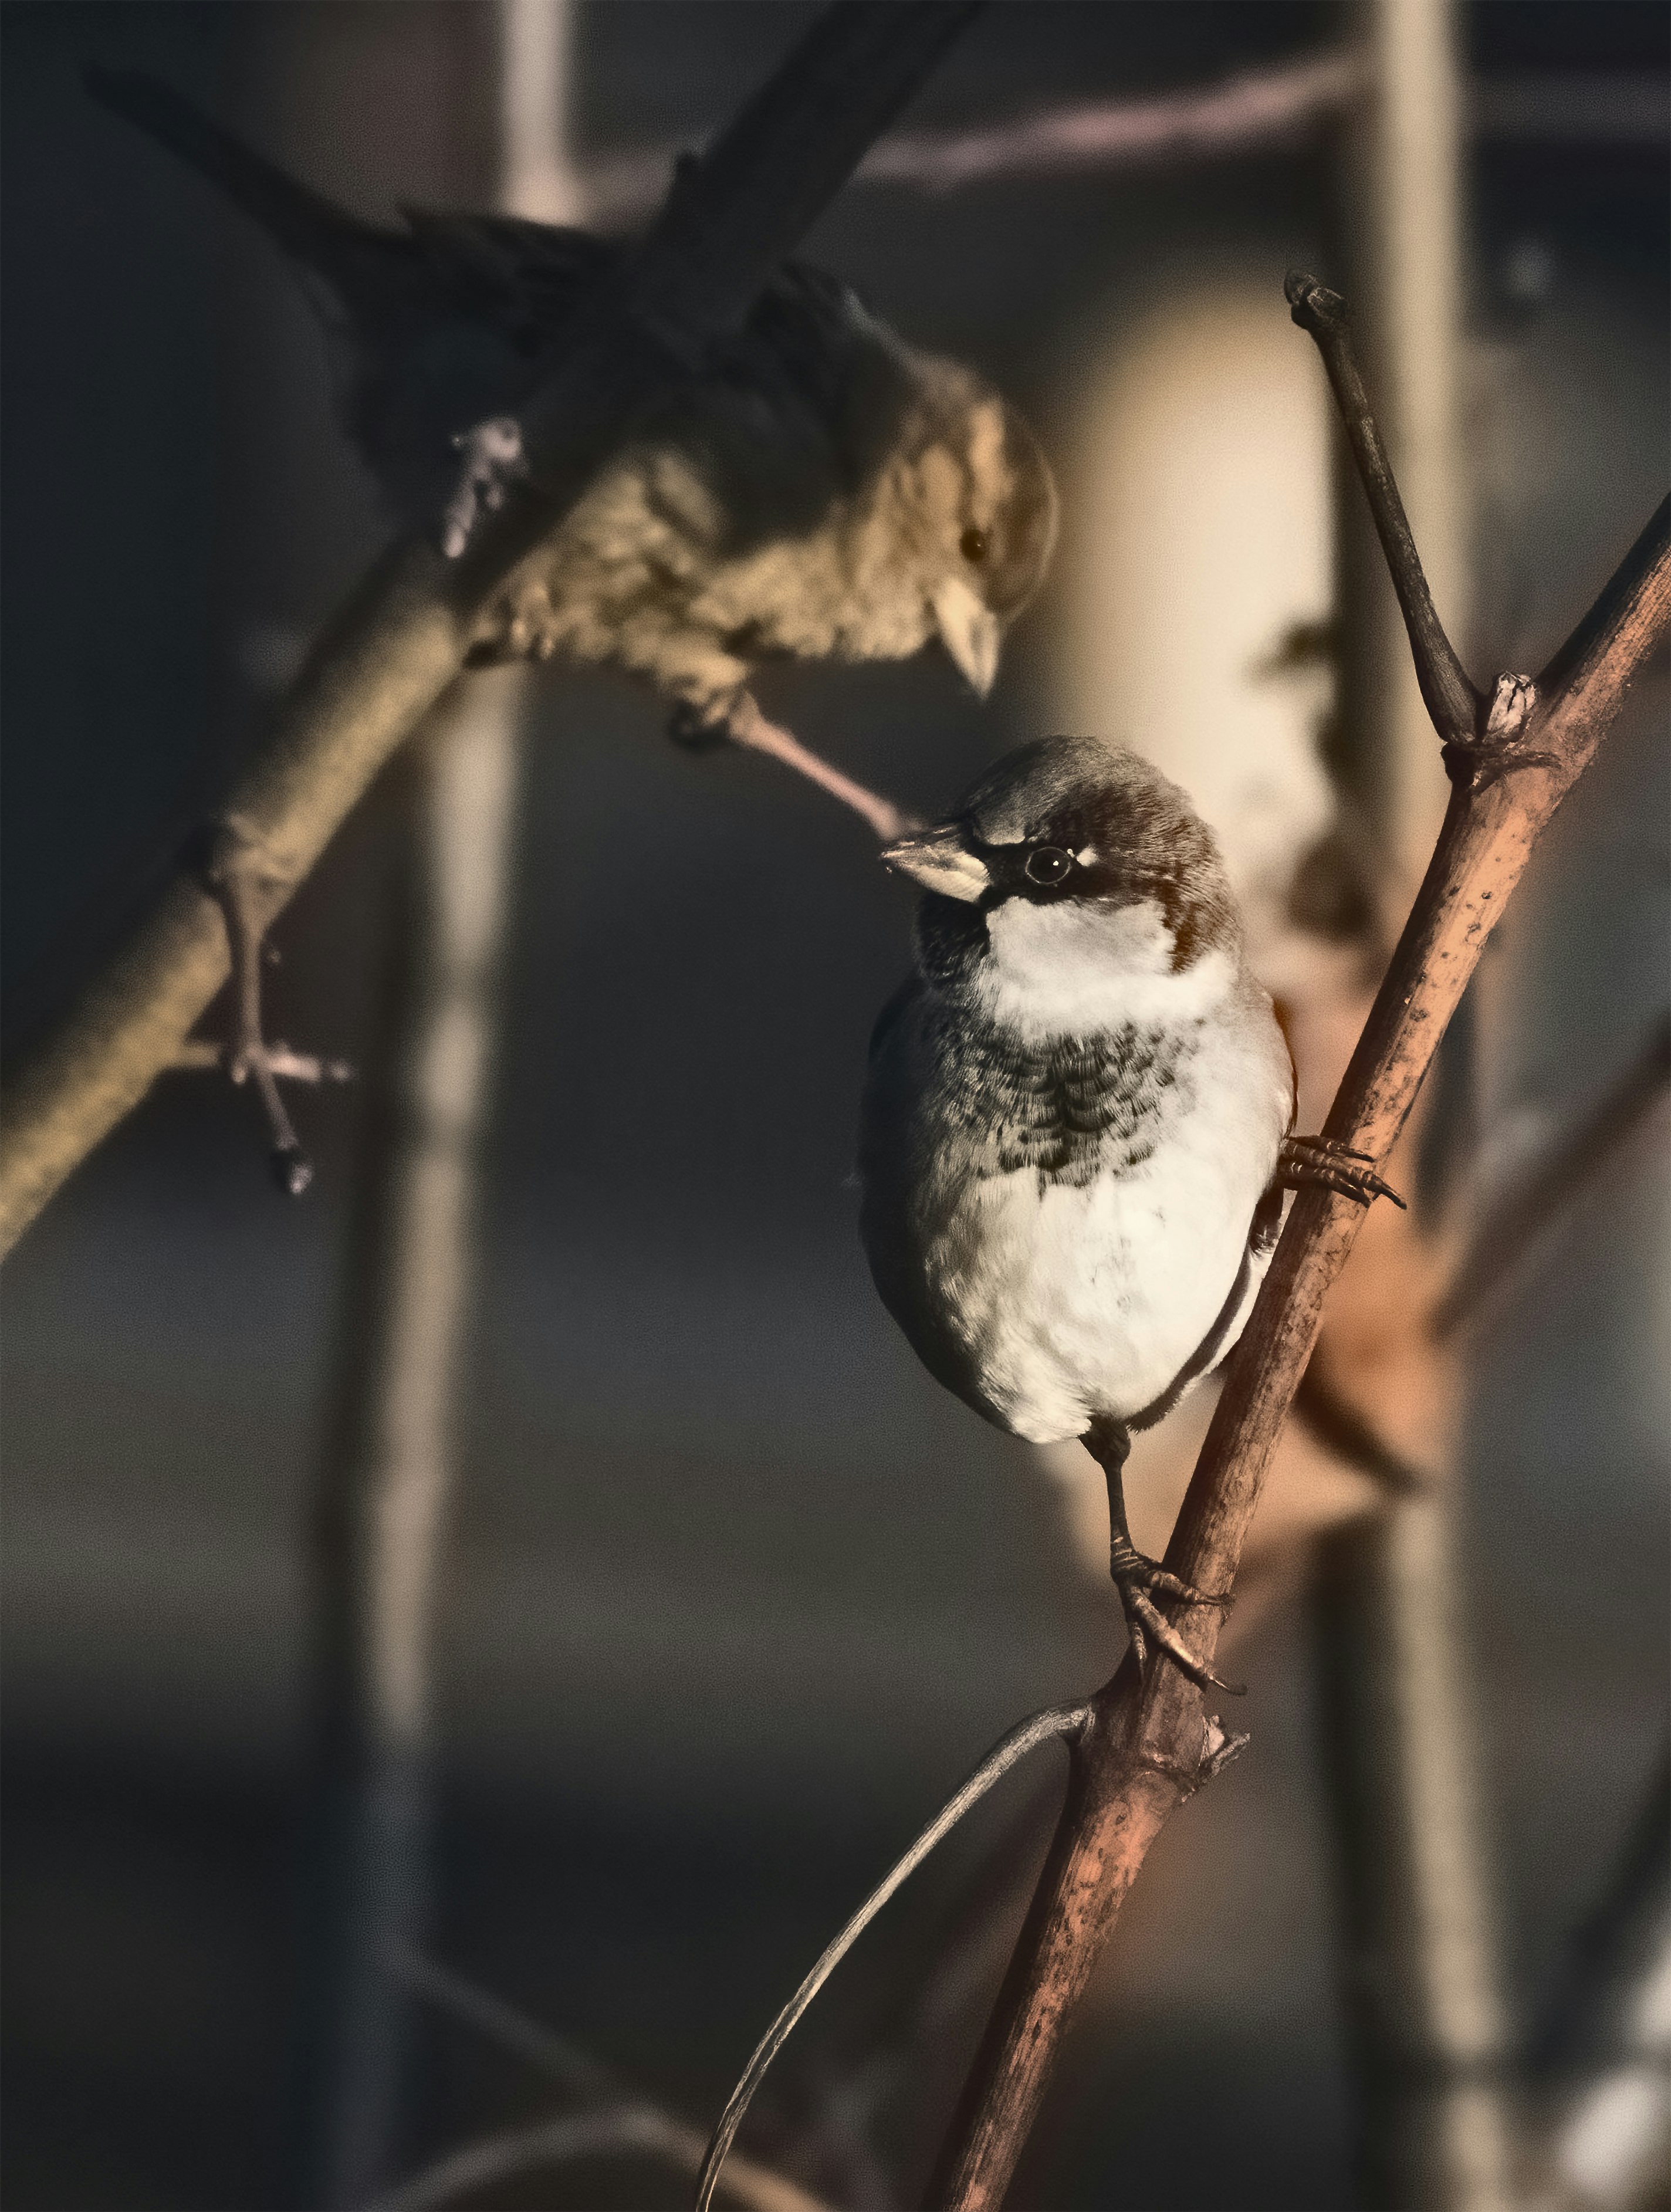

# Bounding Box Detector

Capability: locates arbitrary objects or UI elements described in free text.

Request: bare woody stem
[0,0,982,1260]
[926,291,1671,2211]
[1283,272,1479,749]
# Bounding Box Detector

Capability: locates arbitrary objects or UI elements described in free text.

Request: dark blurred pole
[295,8,577,2203]
[1528,1746,1671,2211]
[1313,2,1520,2208]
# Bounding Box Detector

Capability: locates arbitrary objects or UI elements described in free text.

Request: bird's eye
[960,526,990,565]
[1024,846,1073,886]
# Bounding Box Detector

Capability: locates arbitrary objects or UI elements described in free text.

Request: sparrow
[858,738,1398,1689]
[84,68,1058,796]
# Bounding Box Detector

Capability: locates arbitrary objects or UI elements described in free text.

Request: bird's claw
[1110,1539,1244,1697]
[1278,1134,1406,1210]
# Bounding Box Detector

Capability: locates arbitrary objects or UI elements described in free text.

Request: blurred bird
[85,67,1058,836]
[859,738,1399,1687]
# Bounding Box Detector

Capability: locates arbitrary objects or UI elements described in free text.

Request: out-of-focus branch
[383,1950,831,2212]
[166,1038,353,1083]
[1435,1014,1671,1340]
[578,56,1671,229]
[374,2106,833,2212]
[920,275,1670,2207]
[0,0,982,1260]
[1529,1745,1671,2212]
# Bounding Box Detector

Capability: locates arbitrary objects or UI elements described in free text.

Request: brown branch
[924,288,1671,2210]
[0,0,982,1261]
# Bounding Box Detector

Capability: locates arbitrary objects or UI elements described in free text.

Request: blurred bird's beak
[880,823,991,902]
[932,577,1001,697]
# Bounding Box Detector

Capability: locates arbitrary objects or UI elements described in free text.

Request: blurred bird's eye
[1024,846,1073,886]
[960,527,990,564]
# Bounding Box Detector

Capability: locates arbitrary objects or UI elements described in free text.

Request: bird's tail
[84,66,385,288]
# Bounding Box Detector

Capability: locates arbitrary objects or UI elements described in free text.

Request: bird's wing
[1127,1182,1284,1434]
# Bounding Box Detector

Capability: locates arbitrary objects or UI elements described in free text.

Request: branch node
[1283,268,1347,334]
[1198,1715,1251,1782]
[1442,671,1557,792]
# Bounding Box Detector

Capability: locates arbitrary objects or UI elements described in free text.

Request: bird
[83,67,1058,804]
[858,737,1399,1689]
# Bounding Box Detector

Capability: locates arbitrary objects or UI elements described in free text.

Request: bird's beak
[932,577,1001,698]
[880,822,991,902]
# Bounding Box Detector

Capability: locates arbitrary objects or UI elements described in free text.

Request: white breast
[915,918,1291,1443]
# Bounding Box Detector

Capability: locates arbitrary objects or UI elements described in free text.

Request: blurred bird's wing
[85,67,620,511]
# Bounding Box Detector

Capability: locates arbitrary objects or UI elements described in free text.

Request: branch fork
[701,276,1669,2212]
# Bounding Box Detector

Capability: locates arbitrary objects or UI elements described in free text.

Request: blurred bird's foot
[1108,1539,1243,1697]
[1442,672,1555,792]
[441,415,528,559]
[672,690,923,844]
[199,818,321,1196]
[1278,1135,1406,1210]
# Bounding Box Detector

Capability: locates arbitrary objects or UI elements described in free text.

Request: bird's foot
[668,691,922,843]
[1442,672,1555,792]
[1278,1135,1406,1210]
[199,818,324,1196]
[441,414,529,560]
[1110,1537,1243,1696]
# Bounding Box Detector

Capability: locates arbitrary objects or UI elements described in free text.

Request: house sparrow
[85,68,1058,780]
[859,738,1397,1689]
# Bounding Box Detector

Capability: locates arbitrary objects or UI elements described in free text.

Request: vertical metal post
[1315,4,1520,2207]
[295,8,578,2203]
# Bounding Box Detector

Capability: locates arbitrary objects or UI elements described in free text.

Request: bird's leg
[668,689,923,844]
[202,819,314,1196]
[1277,1136,1406,1210]
[1083,1416,1243,1696]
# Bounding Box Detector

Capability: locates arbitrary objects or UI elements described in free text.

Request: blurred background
[2,4,1666,2208]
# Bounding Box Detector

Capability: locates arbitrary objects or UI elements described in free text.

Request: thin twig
[392,1945,621,2103]
[381,1950,832,2212]
[0,0,983,1260]
[371,2103,834,2212]
[167,1038,353,1083]
[1283,273,1479,750]
[921,283,1671,2210]
[696,1702,1093,2212]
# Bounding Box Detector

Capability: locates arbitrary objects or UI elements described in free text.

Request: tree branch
[0,0,982,1260]
[923,288,1671,2212]
[1283,273,1479,749]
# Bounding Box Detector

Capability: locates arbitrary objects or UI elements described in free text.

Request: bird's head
[894,374,1058,698]
[881,738,1243,1031]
